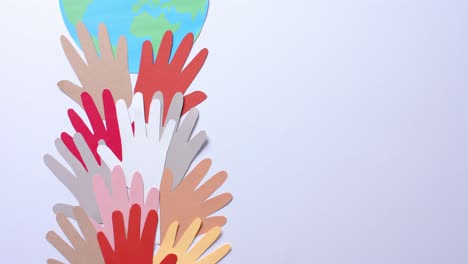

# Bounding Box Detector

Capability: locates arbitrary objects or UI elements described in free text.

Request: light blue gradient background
[0,0,467,263]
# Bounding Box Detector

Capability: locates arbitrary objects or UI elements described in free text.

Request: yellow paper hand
[153,219,231,264]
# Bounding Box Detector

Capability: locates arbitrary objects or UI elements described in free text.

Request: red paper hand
[62,89,122,169]
[160,254,178,264]
[97,204,158,264]
[135,31,208,123]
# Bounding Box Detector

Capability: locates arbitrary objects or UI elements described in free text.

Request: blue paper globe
[59,0,209,73]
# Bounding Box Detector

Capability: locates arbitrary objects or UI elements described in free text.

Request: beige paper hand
[58,22,132,118]
[160,159,233,243]
[153,219,231,264]
[46,207,104,264]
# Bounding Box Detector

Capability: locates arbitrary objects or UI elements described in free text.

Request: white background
[0,0,468,263]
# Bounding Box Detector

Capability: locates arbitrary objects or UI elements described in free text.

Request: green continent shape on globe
[162,0,207,20]
[61,0,93,25]
[132,0,161,13]
[131,12,181,51]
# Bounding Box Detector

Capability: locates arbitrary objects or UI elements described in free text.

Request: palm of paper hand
[98,93,176,193]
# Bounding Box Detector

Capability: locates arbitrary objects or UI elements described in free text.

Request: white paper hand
[97,93,176,194]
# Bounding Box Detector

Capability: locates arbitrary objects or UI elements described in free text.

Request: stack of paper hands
[44,23,233,264]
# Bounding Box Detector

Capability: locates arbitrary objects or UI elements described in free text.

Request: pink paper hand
[92,165,159,248]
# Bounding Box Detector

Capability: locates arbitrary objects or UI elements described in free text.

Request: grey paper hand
[44,133,111,223]
[157,92,208,190]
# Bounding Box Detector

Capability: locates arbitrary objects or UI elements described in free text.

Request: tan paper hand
[46,206,104,264]
[160,159,233,243]
[58,22,132,117]
[153,219,231,264]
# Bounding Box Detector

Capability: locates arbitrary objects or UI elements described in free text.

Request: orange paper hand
[160,159,233,243]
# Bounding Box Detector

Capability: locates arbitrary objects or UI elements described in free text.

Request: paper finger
[76,22,98,63]
[197,216,227,236]
[160,254,178,264]
[57,214,84,249]
[160,169,174,194]
[116,100,133,140]
[97,232,114,261]
[182,92,207,116]
[57,80,83,106]
[148,93,163,140]
[127,204,142,242]
[129,172,144,209]
[144,187,159,211]
[188,131,208,155]
[46,231,74,263]
[139,40,154,70]
[81,91,105,136]
[154,31,173,67]
[171,32,194,71]
[111,210,126,248]
[195,244,231,264]
[194,171,228,202]
[98,23,113,59]
[116,36,128,67]
[178,159,211,192]
[67,110,93,147]
[56,137,86,176]
[74,133,98,170]
[73,207,97,243]
[180,48,209,91]
[176,218,201,251]
[93,174,113,236]
[60,35,86,78]
[165,93,183,127]
[47,258,65,264]
[160,120,176,149]
[187,226,222,261]
[111,166,131,215]
[141,209,158,246]
[97,145,120,171]
[44,154,76,192]
[177,108,199,142]
[132,93,146,139]
[161,221,178,249]
[52,204,75,219]
[200,193,233,217]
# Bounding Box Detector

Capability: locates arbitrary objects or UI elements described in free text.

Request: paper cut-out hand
[159,254,178,264]
[160,159,233,243]
[154,92,208,190]
[62,89,122,169]
[153,219,231,264]
[93,165,159,248]
[135,31,208,123]
[58,22,132,117]
[44,133,111,223]
[97,204,158,264]
[98,93,176,194]
[46,206,104,264]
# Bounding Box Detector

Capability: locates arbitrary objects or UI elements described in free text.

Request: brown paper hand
[58,22,133,118]
[160,159,233,243]
[46,207,104,264]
